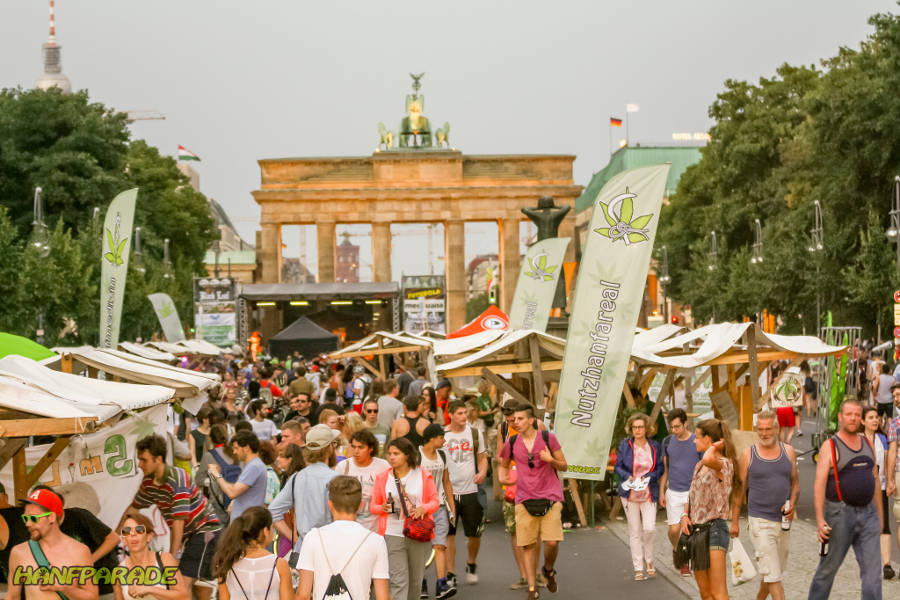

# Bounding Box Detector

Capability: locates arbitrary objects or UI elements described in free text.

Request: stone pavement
[606,514,896,599]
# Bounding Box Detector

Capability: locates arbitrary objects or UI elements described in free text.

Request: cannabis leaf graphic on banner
[158,301,175,318]
[524,251,559,281]
[104,227,129,266]
[593,187,654,245]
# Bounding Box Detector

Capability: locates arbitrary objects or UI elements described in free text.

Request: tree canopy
[658,10,900,338]
[0,88,216,345]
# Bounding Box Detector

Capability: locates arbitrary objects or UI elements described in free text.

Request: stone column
[317,221,336,283]
[372,222,392,282]
[499,217,520,315]
[444,220,466,332]
[558,206,577,311]
[259,223,281,283]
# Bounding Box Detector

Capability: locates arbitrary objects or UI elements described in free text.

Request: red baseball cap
[24,488,63,520]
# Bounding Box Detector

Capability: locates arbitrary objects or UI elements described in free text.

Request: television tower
[36,1,72,93]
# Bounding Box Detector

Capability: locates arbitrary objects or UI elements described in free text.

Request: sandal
[646,564,656,577]
[634,572,645,581]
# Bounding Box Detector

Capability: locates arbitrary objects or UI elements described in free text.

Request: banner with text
[508,237,570,332]
[0,403,167,527]
[555,165,669,480]
[148,292,186,342]
[99,188,138,348]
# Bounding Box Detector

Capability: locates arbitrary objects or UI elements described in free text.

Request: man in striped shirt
[130,434,221,600]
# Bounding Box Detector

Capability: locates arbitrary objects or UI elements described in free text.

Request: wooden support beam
[566,479,588,527]
[690,368,711,394]
[648,370,676,426]
[480,367,530,406]
[336,344,427,359]
[746,326,761,411]
[443,361,563,379]
[376,339,387,379]
[623,383,636,409]
[22,437,71,492]
[727,364,738,407]
[12,445,28,501]
[0,438,27,471]
[734,363,749,382]
[1,417,99,437]
[639,368,658,397]
[529,336,546,413]
[60,353,73,374]
[356,356,382,380]
[705,349,845,366]
[711,365,722,393]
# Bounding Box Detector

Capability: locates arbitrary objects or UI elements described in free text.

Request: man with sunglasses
[362,399,390,453]
[499,404,567,600]
[7,488,98,600]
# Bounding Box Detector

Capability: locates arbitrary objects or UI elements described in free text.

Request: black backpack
[318,528,372,600]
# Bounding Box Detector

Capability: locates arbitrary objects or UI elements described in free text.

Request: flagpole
[625,108,629,147]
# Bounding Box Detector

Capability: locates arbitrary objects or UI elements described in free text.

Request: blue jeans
[808,499,881,600]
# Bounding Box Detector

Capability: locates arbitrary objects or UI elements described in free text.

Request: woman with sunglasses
[614,412,664,581]
[212,507,293,600]
[114,512,189,600]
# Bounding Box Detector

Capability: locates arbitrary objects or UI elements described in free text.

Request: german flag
[610,117,623,127]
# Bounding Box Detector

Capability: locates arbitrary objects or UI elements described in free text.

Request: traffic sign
[894,289,900,303]
[894,326,900,339]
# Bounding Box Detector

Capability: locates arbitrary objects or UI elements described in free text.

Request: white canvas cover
[329,331,430,358]
[0,355,173,422]
[431,329,506,357]
[119,341,178,362]
[147,341,189,355]
[436,330,566,373]
[179,339,223,356]
[100,348,220,384]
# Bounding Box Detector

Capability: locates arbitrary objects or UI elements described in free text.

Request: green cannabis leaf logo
[776,377,801,404]
[158,301,175,318]
[593,187,653,245]
[104,227,129,266]
[524,250,559,281]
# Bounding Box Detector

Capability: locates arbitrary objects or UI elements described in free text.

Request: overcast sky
[1,1,894,279]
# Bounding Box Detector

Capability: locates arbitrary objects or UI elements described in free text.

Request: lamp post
[162,238,173,279]
[708,231,717,271]
[889,176,900,269]
[30,187,51,258]
[808,200,824,331]
[133,227,146,275]
[658,245,671,322]
[750,218,764,264]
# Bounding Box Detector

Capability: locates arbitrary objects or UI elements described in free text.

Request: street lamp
[162,238,173,279]
[658,245,671,322]
[708,231,717,271]
[750,218,764,264]
[889,176,900,269]
[808,200,824,329]
[133,227,146,275]
[30,187,51,258]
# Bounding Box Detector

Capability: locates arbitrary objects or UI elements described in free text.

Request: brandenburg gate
[252,75,581,331]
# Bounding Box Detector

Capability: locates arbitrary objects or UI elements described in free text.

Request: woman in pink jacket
[371,437,440,600]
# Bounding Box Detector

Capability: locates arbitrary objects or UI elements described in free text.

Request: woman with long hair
[422,386,438,422]
[862,406,894,578]
[212,507,293,600]
[258,441,281,506]
[370,437,439,600]
[113,512,189,600]
[615,412,665,580]
[276,444,306,487]
[189,407,214,468]
[681,418,738,600]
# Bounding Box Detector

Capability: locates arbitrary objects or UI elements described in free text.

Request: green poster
[148,293,186,342]
[99,188,138,348]
[555,165,669,480]
[508,237,570,332]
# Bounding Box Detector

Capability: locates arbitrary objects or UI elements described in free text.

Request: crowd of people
[0,352,571,600]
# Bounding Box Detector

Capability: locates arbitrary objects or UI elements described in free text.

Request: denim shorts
[706,518,731,552]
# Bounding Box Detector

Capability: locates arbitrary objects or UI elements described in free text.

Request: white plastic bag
[729,538,757,585]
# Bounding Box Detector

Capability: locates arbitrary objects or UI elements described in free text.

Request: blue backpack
[210,448,241,509]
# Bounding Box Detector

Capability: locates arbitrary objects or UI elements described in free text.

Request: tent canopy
[0,333,56,361]
[119,341,178,362]
[447,305,509,339]
[436,329,566,377]
[269,316,339,358]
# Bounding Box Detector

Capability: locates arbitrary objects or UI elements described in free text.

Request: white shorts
[748,516,789,583]
[665,489,690,526]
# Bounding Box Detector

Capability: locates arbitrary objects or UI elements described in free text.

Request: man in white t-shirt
[297,476,389,600]
[336,429,389,531]
[420,423,457,600]
[443,398,488,586]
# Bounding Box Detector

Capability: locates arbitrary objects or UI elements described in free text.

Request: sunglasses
[21,512,53,524]
[121,525,148,535]
[527,453,535,469]
[365,409,379,414]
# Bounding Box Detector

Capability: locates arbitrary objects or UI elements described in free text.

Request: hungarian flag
[177,145,200,161]
[610,117,623,127]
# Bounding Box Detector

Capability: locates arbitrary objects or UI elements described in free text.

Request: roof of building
[204,250,256,265]
[575,146,702,213]
[240,282,399,300]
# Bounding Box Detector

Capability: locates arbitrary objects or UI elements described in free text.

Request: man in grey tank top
[731,411,798,600]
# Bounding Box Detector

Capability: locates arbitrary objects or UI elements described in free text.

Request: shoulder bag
[393,470,435,542]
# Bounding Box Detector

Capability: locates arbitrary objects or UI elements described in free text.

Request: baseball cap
[422,423,446,442]
[305,424,341,450]
[435,379,452,391]
[24,488,63,520]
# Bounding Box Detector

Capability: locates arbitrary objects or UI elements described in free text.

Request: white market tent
[145,340,222,357]
[119,341,178,362]
[0,354,174,501]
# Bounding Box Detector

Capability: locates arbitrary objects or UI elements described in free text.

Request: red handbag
[393,471,434,542]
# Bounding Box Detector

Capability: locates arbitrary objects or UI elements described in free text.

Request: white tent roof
[330,331,430,358]
[631,322,846,369]
[432,329,507,358]
[101,348,220,383]
[50,346,218,397]
[436,330,566,374]
[119,341,178,362]
[180,339,224,356]
[147,341,190,355]
[0,355,173,422]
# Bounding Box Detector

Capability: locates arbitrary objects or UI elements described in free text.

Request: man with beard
[731,411,799,600]
[7,488,97,600]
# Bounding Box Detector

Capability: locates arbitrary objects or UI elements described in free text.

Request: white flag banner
[555,164,669,480]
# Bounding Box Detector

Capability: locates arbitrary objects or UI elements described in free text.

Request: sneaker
[465,563,478,584]
[680,565,691,577]
[535,573,547,588]
[436,578,457,600]
[541,567,557,593]
[420,579,429,599]
[526,588,540,600]
[510,578,529,590]
[885,564,896,580]
[447,573,457,589]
